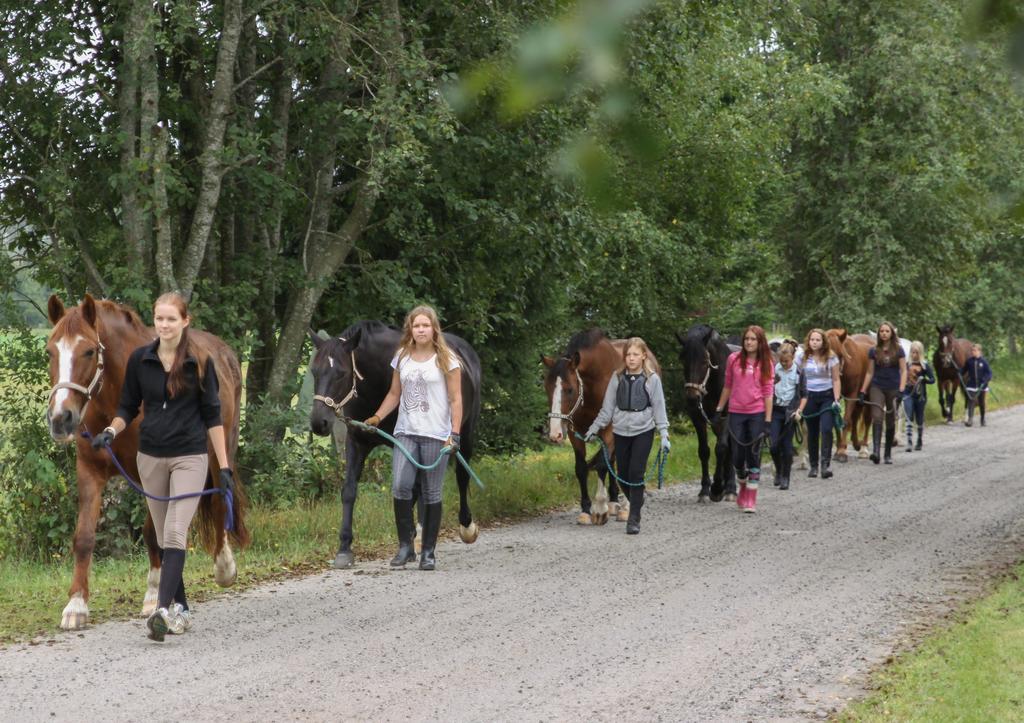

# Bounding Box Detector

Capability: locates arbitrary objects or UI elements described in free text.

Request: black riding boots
[821,448,833,479]
[870,423,882,464]
[626,485,644,535]
[778,458,791,491]
[915,429,923,451]
[883,425,894,465]
[419,502,442,570]
[390,498,418,568]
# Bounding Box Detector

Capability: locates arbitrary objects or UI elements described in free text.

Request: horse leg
[694,417,712,502]
[141,514,161,616]
[574,447,592,525]
[61,465,104,630]
[835,403,852,462]
[591,465,610,526]
[333,439,367,569]
[455,441,479,543]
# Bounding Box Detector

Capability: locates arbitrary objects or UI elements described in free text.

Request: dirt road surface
[2,406,1022,722]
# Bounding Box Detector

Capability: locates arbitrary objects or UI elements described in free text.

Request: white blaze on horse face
[548,377,564,442]
[52,335,85,416]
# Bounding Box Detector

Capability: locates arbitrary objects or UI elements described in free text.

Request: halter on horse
[45,294,248,631]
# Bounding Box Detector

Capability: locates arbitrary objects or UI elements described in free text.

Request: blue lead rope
[346,419,486,490]
[573,432,669,489]
[80,429,235,531]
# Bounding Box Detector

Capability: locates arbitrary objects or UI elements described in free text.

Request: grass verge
[839,563,1024,722]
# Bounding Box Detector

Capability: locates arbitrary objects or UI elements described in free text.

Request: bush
[237,400,343,507]
[0,329,150,561]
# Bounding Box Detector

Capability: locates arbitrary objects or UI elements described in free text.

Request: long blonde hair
[910,340,925,363]
[620,337,657,378]
[397,305,459,372]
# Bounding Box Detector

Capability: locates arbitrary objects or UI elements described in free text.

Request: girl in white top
[366,305,462,571]
[796,328,842,479]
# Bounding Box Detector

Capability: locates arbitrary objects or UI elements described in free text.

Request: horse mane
[564,328,608,359]
[341,319,393,341]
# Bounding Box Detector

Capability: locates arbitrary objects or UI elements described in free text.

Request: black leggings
[614,430,654,521]
[728,412,765,480]
[769,406,795,467]
[803,390,834,467]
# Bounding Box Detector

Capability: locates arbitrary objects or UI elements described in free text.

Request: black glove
[90,430,114,450]
[857,391,866,403]
[447,433,461,452]
[219,468,234,493]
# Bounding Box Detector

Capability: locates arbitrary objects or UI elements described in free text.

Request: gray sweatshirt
[587,372,670,440]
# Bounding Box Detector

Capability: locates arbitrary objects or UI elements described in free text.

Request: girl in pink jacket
[714,325,774,513]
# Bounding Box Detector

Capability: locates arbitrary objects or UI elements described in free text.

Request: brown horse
[933,324,973,424]
[542,329,660,525]
[824,329,872,461]
[45,294,249,630]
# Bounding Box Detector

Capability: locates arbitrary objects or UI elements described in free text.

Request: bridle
[312,337,364,418]
[547,366,585,429]
[684,349,718,397]
[46,340,106,422]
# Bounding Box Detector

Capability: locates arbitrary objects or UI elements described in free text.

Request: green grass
[0,428,705,644]
[839,563,1024,722]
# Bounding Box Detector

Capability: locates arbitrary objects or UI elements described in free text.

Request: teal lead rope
[347,419,486,490]
[574,432,669,489]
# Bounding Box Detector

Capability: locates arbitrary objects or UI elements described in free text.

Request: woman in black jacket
[90,292,232,641]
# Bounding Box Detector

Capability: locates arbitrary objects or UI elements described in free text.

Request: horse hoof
[141,598,158,617]
[332,551,354,569]
[459,522,479,544]
[608,502,620,516]
[577,512,593,525]
[616,508,630,522]
[723,493,737,503]
[835,453,848,463]
[214,543,237,587]
[858,449,869,460]
[591,511,609,526]
[60,594,89,631]
[697,494,710,504]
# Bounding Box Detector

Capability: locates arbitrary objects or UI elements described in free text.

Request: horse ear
[935,325,943,335]
[837,328,848,342]
[570,351,583,369]
[702,327,715,343]
[540,354,555,368]
[47,295,66,325]
[81,294,98,328]
[308,329,324,349]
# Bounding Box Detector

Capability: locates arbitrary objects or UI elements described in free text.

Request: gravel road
[2,406,1022,722]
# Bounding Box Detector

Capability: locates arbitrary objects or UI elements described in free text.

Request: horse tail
[195,350,251,553]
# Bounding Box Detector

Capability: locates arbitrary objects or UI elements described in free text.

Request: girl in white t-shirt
[796,328,841,479]
[365,306,462,571]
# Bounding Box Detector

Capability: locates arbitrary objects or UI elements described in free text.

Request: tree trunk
[177,0,244,301]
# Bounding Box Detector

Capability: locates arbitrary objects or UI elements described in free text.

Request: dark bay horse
[676,324,737,502]
[308,320,482,569]
[542,329,660,524]
[46,294,248,630]
[934,324,973,423]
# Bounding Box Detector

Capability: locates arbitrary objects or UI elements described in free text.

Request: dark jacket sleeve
[922,362,935,385]
[981,360,993,386]
[115,350,144,425]
[199,357,223,428]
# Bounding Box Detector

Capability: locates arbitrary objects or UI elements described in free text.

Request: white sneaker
[167,603,192,635]
[147,607,170,641]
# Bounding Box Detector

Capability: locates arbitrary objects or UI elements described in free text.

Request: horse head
[676,324,718,402]
[308,329,364,437]
[935,324,956,368]
[45,294,107,443]
[541,352,583,444]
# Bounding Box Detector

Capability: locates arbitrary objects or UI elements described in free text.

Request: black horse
[676,324,737,502]
[308,320,483,569]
